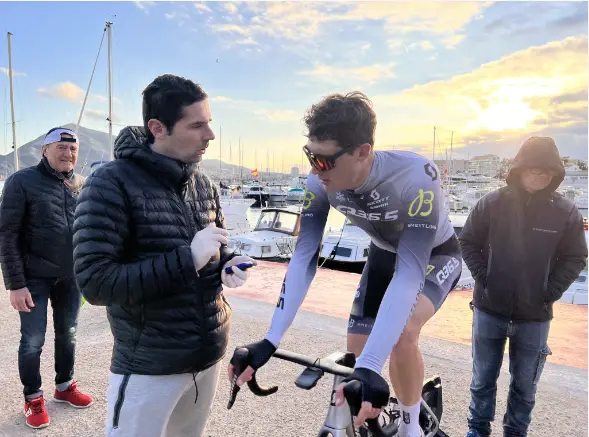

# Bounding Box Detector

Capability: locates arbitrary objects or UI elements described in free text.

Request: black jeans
[467,308,551,437]
[18,277,81,399]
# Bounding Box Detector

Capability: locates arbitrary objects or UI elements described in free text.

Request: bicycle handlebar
[228,347,388,437]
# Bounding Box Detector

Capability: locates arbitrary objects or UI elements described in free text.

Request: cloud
[210,2,488,43]
[133,0,155,15]
[37,82,85,102]
[222,3,238,15]
[84,108,122,124]
[483,2,587,39]
[442,34,466,49]
[193,2,212,14]
[0,67,26,77]
[409,41,435,50]
[298,62,396,86]
[210,96,299,123]
[164,10,191,27]
[210,96,234,103]
[254,109,299,122]
[370,36,588,156]
[37,81,122,107]
[211,23,250,36]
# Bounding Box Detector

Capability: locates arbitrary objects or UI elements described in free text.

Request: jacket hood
[114,126,197,186]
[506,136,565,193]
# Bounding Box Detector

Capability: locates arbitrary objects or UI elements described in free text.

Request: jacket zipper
[62,183,69,226]
[112,375,130,429]
[181,181,209,362]
[512,194,532,318]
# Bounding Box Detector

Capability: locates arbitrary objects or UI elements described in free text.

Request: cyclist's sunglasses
[303,145,350,172]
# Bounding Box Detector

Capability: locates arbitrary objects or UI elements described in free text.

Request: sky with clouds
[0,0,587,173]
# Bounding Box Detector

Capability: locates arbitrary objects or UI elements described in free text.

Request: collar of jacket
[114,126,197,188]
[38,157,74,182]
[506,183,557,207]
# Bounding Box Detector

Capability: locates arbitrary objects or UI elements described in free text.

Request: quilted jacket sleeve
[546,207,588,302]
[459,194,492,286]
[0,174,27,290]
[73,170,200,306]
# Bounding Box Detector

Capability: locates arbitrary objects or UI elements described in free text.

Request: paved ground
[225,261,588,368]
[0,293,586,437]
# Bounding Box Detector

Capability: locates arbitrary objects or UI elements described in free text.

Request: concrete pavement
[0,294,586,437]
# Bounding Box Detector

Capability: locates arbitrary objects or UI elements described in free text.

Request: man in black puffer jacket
[0,127,94,430]
[459,136,587,437]
[72,75,255,437]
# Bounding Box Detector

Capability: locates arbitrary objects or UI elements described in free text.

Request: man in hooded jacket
[73,75,254,437]
[459,136,587,437]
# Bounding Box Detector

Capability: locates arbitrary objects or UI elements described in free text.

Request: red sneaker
[24,396,50,429]
[53,381,94,408]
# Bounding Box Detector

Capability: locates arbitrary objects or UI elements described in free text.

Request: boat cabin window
[575,274,587,283]
[255,210,299,234]
[273,212,298,233]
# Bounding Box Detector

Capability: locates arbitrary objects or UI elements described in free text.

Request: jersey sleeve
[265,173,330,347]
[355,162,443,373]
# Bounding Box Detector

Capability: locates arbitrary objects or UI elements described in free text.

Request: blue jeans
[18,277,81,399]
[468,308,551,437]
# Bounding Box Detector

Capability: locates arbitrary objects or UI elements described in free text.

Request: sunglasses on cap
[43,128,78,146]
[303,145,353,172]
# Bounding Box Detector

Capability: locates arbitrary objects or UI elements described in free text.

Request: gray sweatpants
[106,361,222,437]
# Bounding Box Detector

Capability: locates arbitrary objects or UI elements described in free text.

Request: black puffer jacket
[459,137,588,322]
[0,158,84,290]
[73,126,234,375]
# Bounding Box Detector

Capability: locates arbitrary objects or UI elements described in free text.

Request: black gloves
[342,367,390,409]
[230,339,277,374]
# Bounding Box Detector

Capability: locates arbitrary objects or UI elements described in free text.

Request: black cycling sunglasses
[303,145,351,172]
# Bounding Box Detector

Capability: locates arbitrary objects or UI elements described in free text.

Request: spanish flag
[251,169,259,178]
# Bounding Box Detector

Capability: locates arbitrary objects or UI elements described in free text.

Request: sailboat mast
[7,32,19,172]
[76,26,107,136]
[449,131,454,179]
[432,126,436,161]
[239,137,243,183]
[106,21,114,160]
[219,125,222,177]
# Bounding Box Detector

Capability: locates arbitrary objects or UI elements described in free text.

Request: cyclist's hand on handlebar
[334,367,390,427]
[227,339,277,386]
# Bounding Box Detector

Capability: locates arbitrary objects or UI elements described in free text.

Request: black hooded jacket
[459,137,587,322]
[73,126,234,375]
[0,158,84,290]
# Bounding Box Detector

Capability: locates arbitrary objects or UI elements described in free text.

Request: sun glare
[473,101,539,131]
[467,78,562,132]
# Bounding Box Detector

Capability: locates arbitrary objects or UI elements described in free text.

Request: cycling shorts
[348,234,462,336]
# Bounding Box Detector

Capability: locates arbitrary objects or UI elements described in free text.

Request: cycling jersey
[265,150,459,374]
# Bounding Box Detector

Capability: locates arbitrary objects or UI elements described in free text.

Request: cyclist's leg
[347,237,462,436]
[347,242,395,356]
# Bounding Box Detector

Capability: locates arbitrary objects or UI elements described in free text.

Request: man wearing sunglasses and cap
[460,137,587,437]
[229,92,462,437]
[0,127,93,429]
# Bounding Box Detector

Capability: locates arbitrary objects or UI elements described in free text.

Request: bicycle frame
[229,348,445,437]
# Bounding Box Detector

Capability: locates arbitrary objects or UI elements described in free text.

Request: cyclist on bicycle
[229,92,461,437]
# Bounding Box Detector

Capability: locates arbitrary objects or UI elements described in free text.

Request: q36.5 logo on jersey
[335,205,399,221]
[436,258,460,285]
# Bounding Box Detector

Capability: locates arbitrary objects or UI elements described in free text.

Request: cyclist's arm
[265,174,330,347]
[355,171,441,374]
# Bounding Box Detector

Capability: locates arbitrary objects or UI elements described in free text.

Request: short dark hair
[142,74,208,143]
[303,91,377,150]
